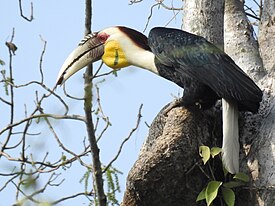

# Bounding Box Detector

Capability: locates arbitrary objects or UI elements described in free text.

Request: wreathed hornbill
[56,26,262,174]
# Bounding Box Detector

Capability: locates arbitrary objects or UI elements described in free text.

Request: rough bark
[183,0,224,48]
[224,1,275,205]
[259,0,275,72]
[224,0,265,81]
[122,106,224,206]
[251,0,275,205]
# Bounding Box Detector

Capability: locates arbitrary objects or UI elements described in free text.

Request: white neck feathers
[105,27,159,74]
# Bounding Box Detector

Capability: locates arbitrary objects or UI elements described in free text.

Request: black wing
[148,27,262,112]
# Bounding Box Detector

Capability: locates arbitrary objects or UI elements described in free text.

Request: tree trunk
[224,0,265,81]
[122,106,223,206]
[259,0,275,72]
[252,0,275,205]
[121,0,274,205]
[183,0,224,48]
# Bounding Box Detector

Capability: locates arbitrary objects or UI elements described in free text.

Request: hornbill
[56,26,262,174]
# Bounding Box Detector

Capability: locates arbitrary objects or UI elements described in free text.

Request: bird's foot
[163,98,205,116]
[163,98,183,116]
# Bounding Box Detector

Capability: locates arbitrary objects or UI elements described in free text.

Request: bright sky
[1,0,182,205]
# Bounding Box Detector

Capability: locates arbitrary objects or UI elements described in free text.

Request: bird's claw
[163,98,182,116]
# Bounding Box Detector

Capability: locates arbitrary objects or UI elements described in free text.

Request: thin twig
[39,35,47,83]
[143,3,159,32]
[18,0,34,22]
[103,104,143,173]
[164,10,181,27]
[38,108,92,170]
[1,28,16,157]
[157,0,183,10]
[0,113,85,135]
[245,12,260,21]
[51,191,93,205]
[12,173,57,204]
[0,97,11,105]
[62,84,85,100]
[1,80,70,115]
[129,0,143,5]
[92,61,104,78]
[94,84,111,142]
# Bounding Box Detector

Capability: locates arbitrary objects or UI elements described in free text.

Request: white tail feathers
[222,99,239,174]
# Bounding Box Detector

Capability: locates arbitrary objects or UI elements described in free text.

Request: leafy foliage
[80,168,92,192]
[105,166,123,205]
[206,181,222,206]
[222,187,235,206]
[80,166,122,205]
[197,145,250,206]
[199,145,211,165]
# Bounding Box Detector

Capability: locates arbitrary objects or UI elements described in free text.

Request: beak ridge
[56,33,104,85]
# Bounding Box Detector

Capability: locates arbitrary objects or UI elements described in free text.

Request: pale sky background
[1,0,182,205]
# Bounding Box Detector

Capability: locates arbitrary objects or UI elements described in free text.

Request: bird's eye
[98,33,109,43]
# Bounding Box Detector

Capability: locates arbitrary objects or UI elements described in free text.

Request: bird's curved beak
[56,33,104,85]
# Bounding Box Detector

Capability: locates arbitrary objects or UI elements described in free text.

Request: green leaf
[233,172,249,182]
[210,147,222,158]
[196,187,206,202]
[0,59,5,66]
[223,181,245,188]
[199,146,210,165]
[206,181,222,206]
[222,187,235,206]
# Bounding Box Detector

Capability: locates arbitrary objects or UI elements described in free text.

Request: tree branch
[0,113,85,136]
[103,104,143,173]
[84,0,106,205]
[18,0,34,22]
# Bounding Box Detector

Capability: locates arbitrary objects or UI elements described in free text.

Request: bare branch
[39,35,47,83]
[94,84,111,142]
[0,113,85,136]
[12,173,57,204]
[0,174,20,192]
[245,12,260,21]
[0,96,11,105]
[103,104,143,173]
[164,10,181,27]
[143,3,159,32]
[62,84,85,101]
[38,108,92,170]
[129,0,143,5]
[83,0,106,205]
[1,28,16,157]
[92,61,104,78]
[157,0,183,10]
[18,0,34,22]
[51,191,94,205]
[93,70,114,79]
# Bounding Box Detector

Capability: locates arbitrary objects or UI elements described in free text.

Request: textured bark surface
[121,106,223,206]
[183,0,224,48]
[259,0,275,72]
[253,1,275,205]
[224,0,265,81]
